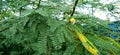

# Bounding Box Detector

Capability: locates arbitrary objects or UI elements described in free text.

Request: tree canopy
[0,0,120,55]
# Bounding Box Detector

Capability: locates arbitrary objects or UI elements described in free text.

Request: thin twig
[70,0,79,17]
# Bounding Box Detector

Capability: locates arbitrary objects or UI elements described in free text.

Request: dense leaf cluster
[0,0,120,55]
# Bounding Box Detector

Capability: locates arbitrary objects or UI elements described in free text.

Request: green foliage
[106,4,115,11]
[0,0,120,55]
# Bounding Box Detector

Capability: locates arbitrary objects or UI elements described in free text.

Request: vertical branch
[46,36,48,55]
[36,0,41,9]
[19,8,22,16]
[70,0,79,17]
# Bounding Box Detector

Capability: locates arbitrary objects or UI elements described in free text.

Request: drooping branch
[70,0,78,17]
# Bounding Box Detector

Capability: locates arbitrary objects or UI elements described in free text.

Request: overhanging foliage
[0,0,120,55]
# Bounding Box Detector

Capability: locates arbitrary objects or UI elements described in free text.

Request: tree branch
[70,0,78,17]
[36,0,41,9]
[0,27,10,32]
